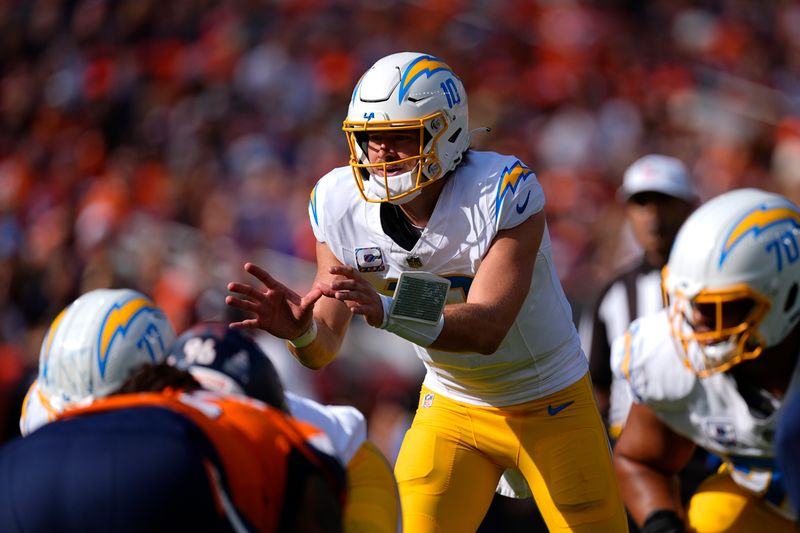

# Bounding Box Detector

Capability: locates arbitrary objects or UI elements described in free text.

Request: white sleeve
[285,391,367,465]
[610,330,629,384]
[610,323,641,403]
[494,160,545,231]
[610,313,696,413]
[309,180,326,243]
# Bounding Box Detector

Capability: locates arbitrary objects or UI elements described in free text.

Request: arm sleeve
[610,329,637,399]
[308,181,325,243]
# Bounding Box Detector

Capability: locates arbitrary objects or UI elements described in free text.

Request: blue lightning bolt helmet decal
[398,55,454,104]
[494,161,534,218]
[96,295,162,379]
[719,202,800,267]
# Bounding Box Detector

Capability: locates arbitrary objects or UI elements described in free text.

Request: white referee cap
[617,154,698,203]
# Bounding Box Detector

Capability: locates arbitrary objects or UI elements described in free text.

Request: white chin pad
[365,167,421,204]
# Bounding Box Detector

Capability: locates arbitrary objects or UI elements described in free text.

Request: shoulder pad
[309,166,353,242]
[611,311,696,410]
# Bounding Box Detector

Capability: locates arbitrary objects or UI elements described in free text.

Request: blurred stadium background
[1,0,799,529]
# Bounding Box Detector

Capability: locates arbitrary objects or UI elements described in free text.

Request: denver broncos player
[226,51,627,532]
[611,188,800,532]
[168,322,400,533]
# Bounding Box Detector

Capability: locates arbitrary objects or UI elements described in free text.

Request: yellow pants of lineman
[346,440,401,533]
[687,472,795,532]
[394,373,628,532]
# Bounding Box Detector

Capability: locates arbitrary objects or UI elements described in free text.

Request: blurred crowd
[1,1,800,521]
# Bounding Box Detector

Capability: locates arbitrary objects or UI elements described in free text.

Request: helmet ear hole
[784,282,798,313]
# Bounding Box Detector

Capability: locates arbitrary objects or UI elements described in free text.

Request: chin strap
[469,126,492,136]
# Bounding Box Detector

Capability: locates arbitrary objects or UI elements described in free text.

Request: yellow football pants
[394,373,628,532]
[687,472,795,532]
[346,440,401,533]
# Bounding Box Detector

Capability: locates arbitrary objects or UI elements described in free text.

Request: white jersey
[611,310,800,500]
[285,391,367,465]
[310,150,587,406]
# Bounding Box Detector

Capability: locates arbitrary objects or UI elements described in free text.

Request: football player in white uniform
[611,188,800,532]
[20,288,176,434]
[226,51,627,532]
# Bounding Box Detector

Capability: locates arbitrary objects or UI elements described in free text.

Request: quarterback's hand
[226,262,323,339]
[318,265,384,327]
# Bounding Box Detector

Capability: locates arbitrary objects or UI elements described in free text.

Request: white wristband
[289,320,318,348]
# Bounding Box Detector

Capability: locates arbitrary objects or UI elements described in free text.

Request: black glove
[641,509,685,533]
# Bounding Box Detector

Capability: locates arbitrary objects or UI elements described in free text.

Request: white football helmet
[663,188,800,376]
[343,52,470,204]
[38,288,176,410]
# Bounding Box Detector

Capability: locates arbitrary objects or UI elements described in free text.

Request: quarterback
[226,51,627,531]
[612,188,800,532]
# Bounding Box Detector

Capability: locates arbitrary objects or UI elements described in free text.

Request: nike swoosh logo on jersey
[515,191,531,214]
[547,401,574,416]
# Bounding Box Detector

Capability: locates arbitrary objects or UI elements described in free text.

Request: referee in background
[581,154,703,532]
[581,154,698,435]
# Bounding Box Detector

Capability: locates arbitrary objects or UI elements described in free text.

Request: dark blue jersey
[0,406,244,533]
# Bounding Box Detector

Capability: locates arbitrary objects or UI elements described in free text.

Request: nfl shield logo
[406,255,424,268]
[422,393,435,408]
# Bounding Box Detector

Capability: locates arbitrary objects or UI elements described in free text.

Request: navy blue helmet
[168,322,286,411]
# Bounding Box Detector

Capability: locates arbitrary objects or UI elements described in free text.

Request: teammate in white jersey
[226,51,627,532]
[611,188,800,532]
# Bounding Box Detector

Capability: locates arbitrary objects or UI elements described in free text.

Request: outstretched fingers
[228,318,261,329]
[302,285,325,309]
[245,262,282,289]
[227,281,268,302]
[225,294,262,315]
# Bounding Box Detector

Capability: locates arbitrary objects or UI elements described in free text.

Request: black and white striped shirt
[581,257,665,402]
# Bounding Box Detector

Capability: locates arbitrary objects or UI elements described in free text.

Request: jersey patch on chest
[355,247,386,272]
